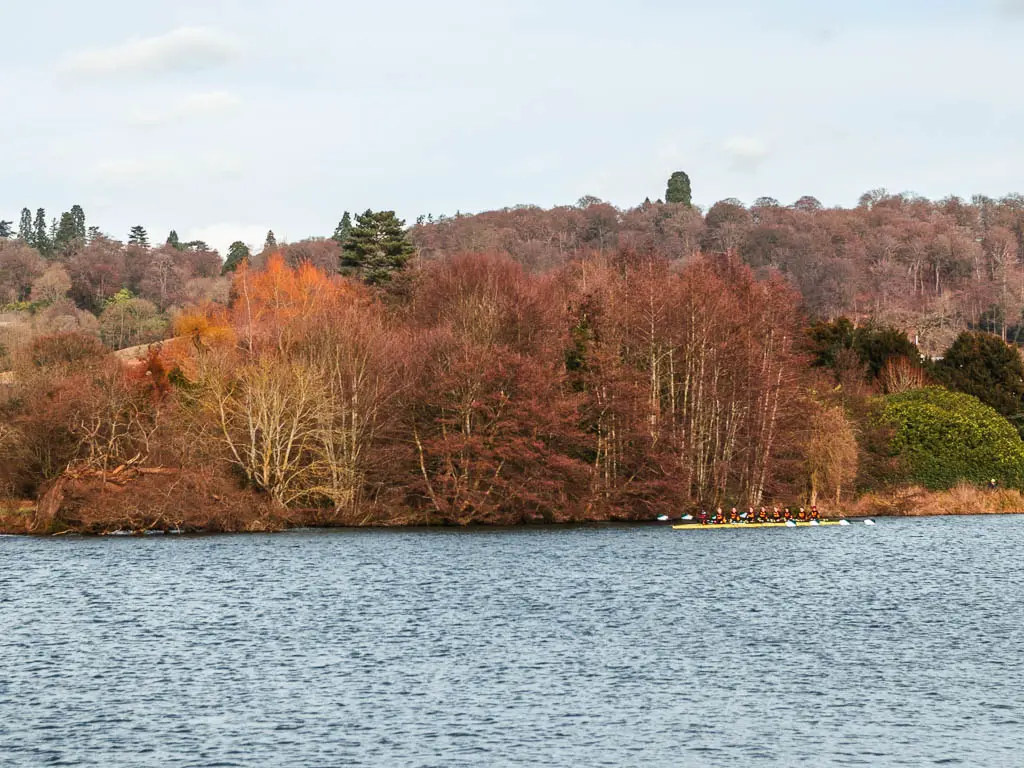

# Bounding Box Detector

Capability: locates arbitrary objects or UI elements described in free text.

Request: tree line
[411,180,1024,357]
[5,243,1024,532]
[0,204,418,373]
[5,173,1024,530]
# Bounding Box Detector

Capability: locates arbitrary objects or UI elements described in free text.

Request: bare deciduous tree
[806,405,858,506]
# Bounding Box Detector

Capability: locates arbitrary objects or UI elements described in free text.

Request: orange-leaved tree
[231,254,361,353]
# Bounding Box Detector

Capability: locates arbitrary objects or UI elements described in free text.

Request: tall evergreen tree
[70,204,86,240]
[54,211,81,256]
[128,225,150,247]
[222,241,251,274]
[666,171,693,207]
[341,209,416,284]
[18,208,32,242]
[33,208,51,256]
[166,230,183,250]
[0,220,12,238]
[332,211,353,245]
[87,226,102,242]
[263,230,278,253]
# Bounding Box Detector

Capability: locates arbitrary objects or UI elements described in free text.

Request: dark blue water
[1,517,1022,767]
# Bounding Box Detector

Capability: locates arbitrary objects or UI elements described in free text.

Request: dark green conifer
[933,331,1024,431]
[54,211,81,256]
[18,208,32,241]
[70,204,86,240]
[128,225,150,247]
[341,209,415,284]
[665,171,692,206]
[33,208,51,256]
[332,211,353,245]
[222,241,251,274]
[263,230,277,253]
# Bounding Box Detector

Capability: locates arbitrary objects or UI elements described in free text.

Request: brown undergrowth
[853,483,1024,517]
[20,465,298,535]
[6,476,1024,536]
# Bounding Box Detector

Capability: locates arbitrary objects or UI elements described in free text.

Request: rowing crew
[696,506,820,525]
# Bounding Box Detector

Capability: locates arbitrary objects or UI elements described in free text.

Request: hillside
[410,191,1024,356]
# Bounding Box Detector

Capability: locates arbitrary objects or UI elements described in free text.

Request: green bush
[882,386,1024,490]
[930,331,1024,433]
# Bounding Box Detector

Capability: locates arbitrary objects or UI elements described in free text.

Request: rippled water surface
[2,517,1023,767]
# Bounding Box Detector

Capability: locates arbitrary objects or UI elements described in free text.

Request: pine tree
[54,211,81,256]
[33,208,51,256]
[666,171,692,207]
[332,211,353,245]
[222,241,251,274]
[128,225,150,247]
[87,226,102,242]
[70,204,86,240]
[341,209,416,284]
[263,230,278,253]
[0,220,12,238]
[166,230,183,250]
[18,209,32,242]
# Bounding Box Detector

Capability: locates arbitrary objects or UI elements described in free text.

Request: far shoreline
[2,498,1023,538]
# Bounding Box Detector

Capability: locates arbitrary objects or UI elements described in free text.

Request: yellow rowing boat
[672,521,845,530]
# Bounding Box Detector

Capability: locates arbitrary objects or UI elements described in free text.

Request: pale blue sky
[2,0,1022,252]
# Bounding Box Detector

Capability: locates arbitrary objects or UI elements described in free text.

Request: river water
[1,517,1022,767]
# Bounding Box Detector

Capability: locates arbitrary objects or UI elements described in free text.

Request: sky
[2,0,1023,254]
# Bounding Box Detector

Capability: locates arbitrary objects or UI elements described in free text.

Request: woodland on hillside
[3,177,1024,532]
[411,189,1024,356]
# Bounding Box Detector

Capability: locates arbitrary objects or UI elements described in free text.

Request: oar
[657,515,669,522]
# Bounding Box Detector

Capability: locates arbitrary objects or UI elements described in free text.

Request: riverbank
[852,483,1024,517]
[0,466,646,535]
[3,476,1023,536]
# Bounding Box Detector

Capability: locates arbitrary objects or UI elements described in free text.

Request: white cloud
[59,27,241,78]
[127,90,244,126]
[184,223,273,256]
[720,136,771,172]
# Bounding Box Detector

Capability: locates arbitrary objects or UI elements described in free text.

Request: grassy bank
[0,500,36,535]
[853,483,1024,517]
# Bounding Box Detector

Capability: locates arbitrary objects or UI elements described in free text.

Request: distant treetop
[666,171,692,207]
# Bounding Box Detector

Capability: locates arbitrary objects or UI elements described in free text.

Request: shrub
[881,386,1024,490]
[931,331,1024,431]
[25,331,109,372]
